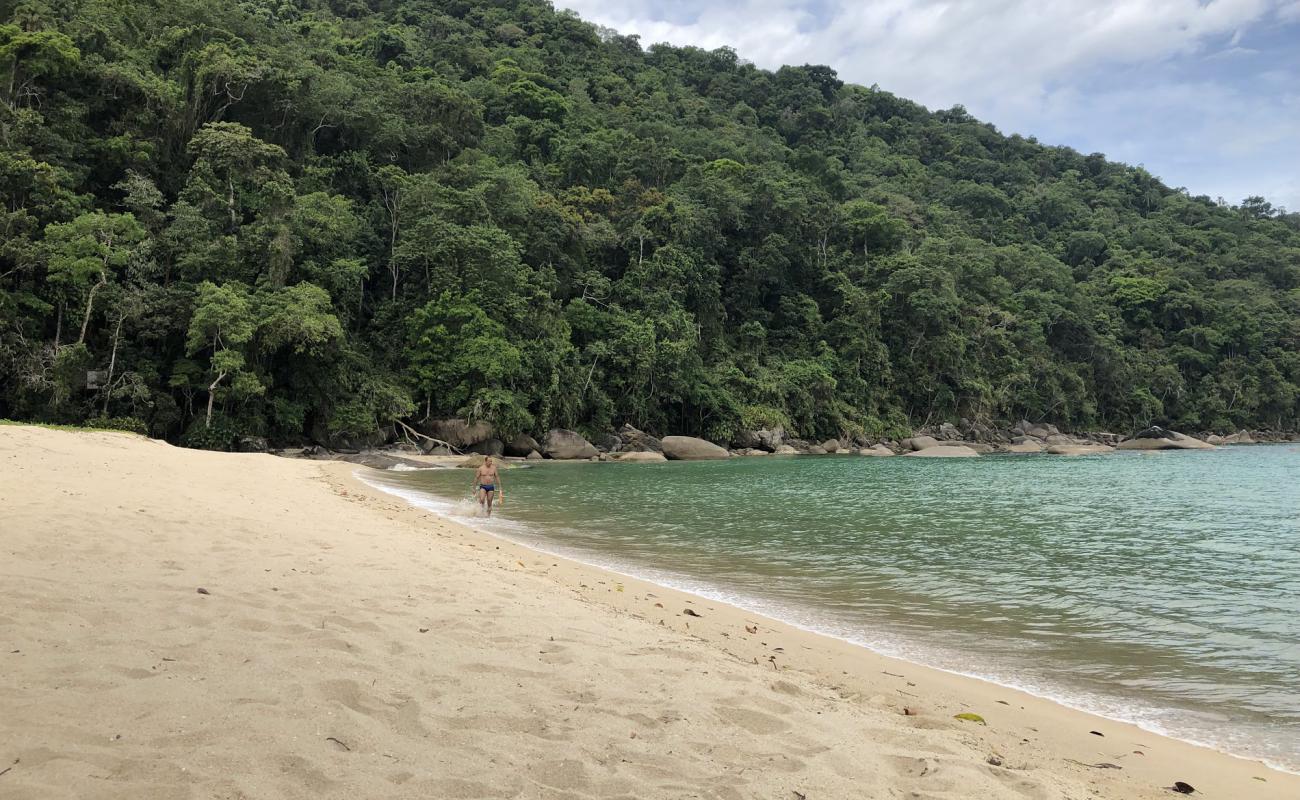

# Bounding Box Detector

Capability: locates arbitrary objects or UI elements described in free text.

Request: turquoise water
[362,446,1300,772]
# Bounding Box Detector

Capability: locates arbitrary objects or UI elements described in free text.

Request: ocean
[361,445,1300,773]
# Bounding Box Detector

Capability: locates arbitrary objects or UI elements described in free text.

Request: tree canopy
[2,0,1297,447]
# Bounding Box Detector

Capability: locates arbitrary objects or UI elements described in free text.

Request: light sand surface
[1,424,1294,799]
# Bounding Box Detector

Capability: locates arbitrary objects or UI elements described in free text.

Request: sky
[555,0,1300,211]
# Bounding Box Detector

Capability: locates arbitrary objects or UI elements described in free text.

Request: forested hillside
[3,0,1298,448]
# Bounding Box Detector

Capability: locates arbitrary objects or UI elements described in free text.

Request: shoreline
[355,464,1298,780]
[2,424,1295,799]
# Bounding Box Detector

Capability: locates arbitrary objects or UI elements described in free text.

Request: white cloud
[555,1,1300,208]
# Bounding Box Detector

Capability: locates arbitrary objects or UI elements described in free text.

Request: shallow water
[362,446,1300,772]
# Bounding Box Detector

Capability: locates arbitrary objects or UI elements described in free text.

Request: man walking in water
[472,455,503,517]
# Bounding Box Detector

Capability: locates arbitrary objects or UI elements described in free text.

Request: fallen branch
[393,419,461,454]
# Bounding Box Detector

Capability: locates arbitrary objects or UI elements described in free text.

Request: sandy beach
[1,424,1294,799]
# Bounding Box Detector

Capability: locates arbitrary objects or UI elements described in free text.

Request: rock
[1043,433,1075,445]
[757,427,786,450]
[504,433,541,457]
[906,445,979,457]
[806,445,827,455]
[735,426,786,451]
[1118,428,1215,451]
[617,424,663,453]
[616,450,667,462]
[467,438,504,456]
[937,422,961,440]
[1047,444,1115,455]
[1010,435,1043,445]
[820,438,841,453]
[858,446,893,457]
[236,435,268,453]
[593,432,622,453]
[1221,429,1255,444]
[1084,431,1122,445]
[589,455,600,462]
[661,435,730,460]
[421,418,495,449]
[525,450,544,460]
[544,429,599,459]
[773,444,798,455]
[1024,423,1059,439]
[457,454,487,468]
[740,448,768,456]
[907,435,940,451]
[938,441,996,453]
[1205,434,1224,446]
[1006,441,1044,453]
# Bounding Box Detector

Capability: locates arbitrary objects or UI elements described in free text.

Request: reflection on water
[363,446,1300,772]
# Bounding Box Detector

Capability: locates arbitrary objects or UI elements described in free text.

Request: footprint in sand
[715,704,791,735]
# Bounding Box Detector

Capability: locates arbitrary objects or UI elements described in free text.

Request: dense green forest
[2,0,1298,449]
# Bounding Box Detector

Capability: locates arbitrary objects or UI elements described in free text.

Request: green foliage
[179,414,239,451]
[1,0,1297,446]
[84,415,149,435]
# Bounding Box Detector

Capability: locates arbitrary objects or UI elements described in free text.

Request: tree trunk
[102,314,124,414]
[227,177,238,231]
[78,271,107,345]
[206,371,226,428]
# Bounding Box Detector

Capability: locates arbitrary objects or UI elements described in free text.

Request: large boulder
[858,445,894,457]
[773,444,798,455]
[1221,430,1255,445]
[1204,434,1225,446]
[504,433,541,457]
[1117,427,1215,451]
[937,422,961,441]
[617,424,663,453]
[525,450,544,460]
[1043,433,1075,445]
[820,438,842,453]
[1024,422,1059,440]
[661,435,730,460]
[906,435,940,451]
[732,426,787,452]
[938,441,996,453]
[905,445,979,457]
[544,429,599,459]
[422,418,495,449]
[1047,444,1115,456]
[616,450,667,462]
[1007,441,1044,453]
[467,438,505,456]
[456,454,487,469]
[592,432,622,453]
[806,445,828,455]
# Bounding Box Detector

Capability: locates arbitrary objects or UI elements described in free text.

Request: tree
[186,281,257,428]
[43,212,146,346]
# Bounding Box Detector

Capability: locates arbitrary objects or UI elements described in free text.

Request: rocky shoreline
[271,418,1299,468]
